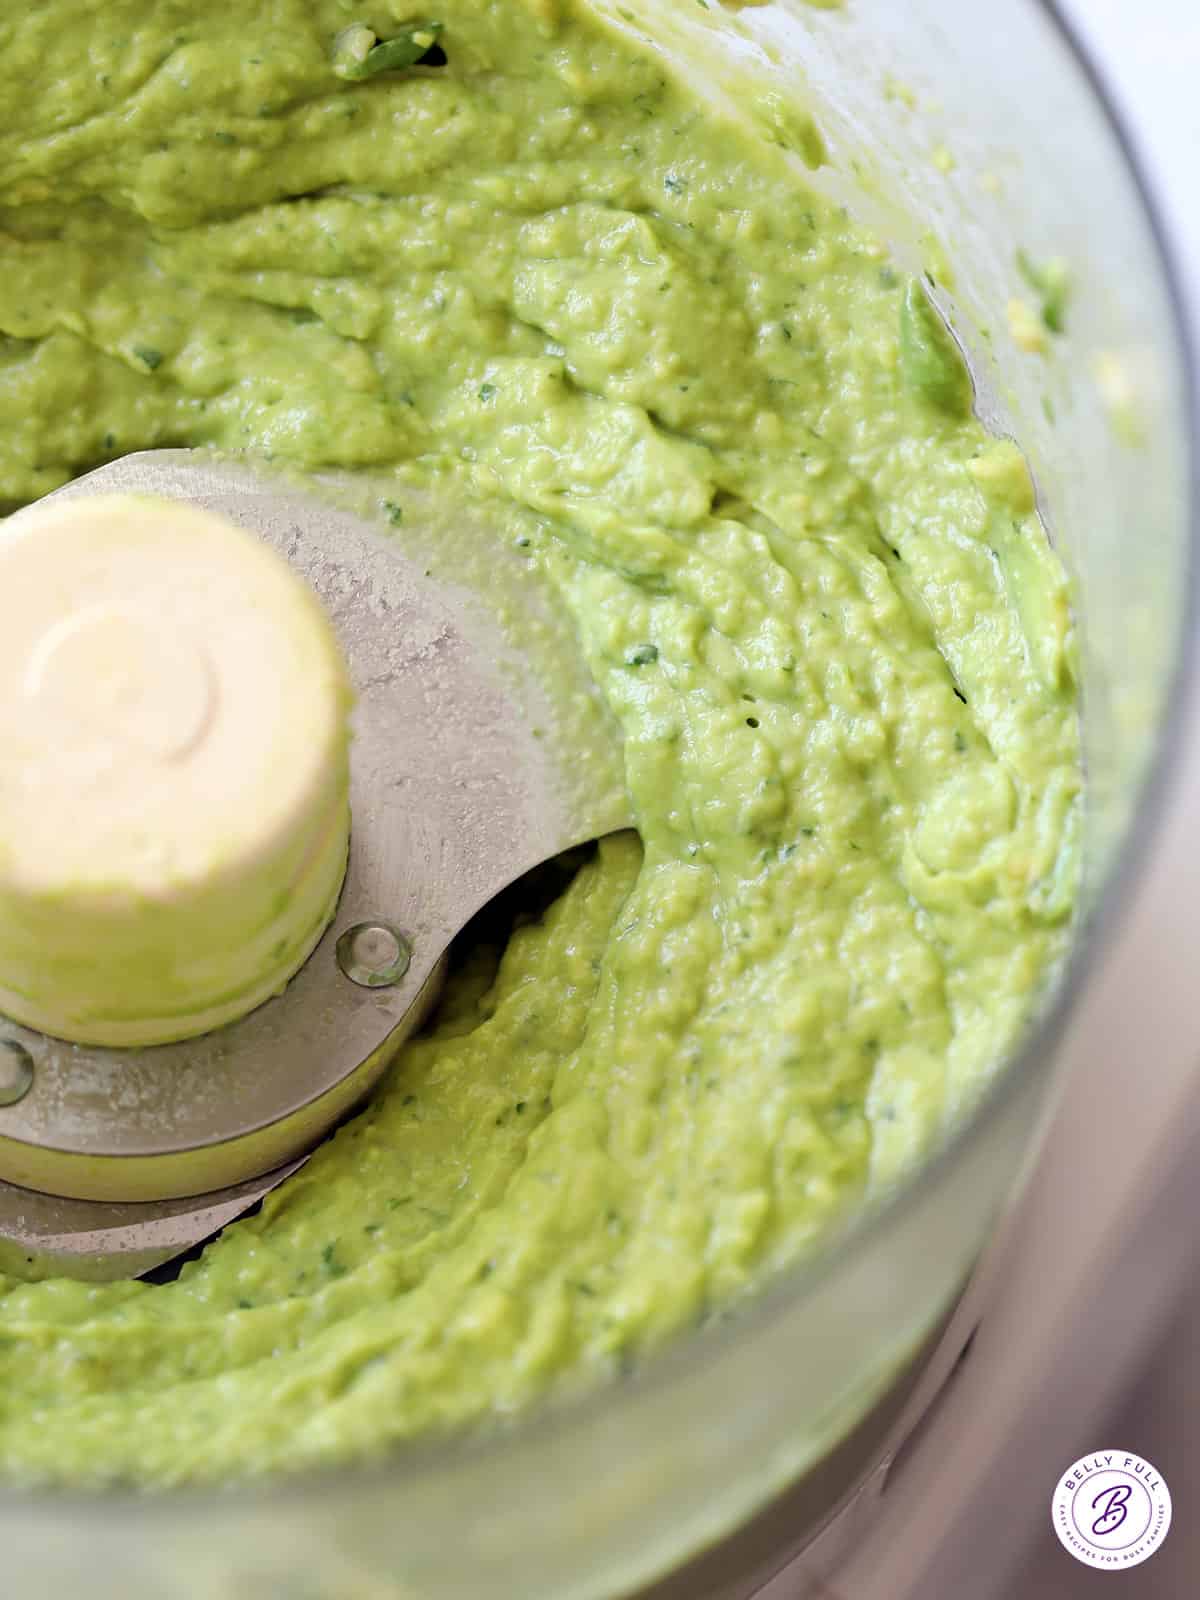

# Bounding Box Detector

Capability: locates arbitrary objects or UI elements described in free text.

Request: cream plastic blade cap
[0,492,353,1047]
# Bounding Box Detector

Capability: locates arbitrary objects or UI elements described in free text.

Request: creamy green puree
[0,0,1079,1484]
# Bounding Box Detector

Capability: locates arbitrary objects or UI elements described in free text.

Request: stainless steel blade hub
[0,452,629,1279]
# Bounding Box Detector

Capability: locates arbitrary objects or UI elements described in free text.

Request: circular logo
[1052,1450,1172,1570]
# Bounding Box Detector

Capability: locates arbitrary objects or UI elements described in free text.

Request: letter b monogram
[1092,1483,1131,1536]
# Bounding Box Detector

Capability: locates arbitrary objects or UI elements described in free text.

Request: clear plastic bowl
[5,3,1195,1597]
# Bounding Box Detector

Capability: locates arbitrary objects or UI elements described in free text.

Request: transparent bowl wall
[5,3,1193,1598]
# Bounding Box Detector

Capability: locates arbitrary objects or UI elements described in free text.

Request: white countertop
[1062,0,1200,289]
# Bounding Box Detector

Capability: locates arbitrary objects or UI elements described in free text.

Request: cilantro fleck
[478,381,497,402]
[332,21,444,81]
[383,500,404,526]
[664,173,687,196]
[625,643,658,667]
[1017,248,1071,334]
[321,1243,347,1278]
[133,345,163,370]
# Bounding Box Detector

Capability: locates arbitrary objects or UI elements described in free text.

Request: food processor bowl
[3,2,1194,1597]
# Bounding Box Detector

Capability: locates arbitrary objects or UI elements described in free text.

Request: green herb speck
[1017,248,1071,334]
[321,1243,347,1278]
[333,20,444,81]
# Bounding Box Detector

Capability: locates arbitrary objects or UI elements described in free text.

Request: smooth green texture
[0,0,1078,1483]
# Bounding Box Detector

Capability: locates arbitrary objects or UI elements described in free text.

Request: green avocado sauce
[0,0,1078,1483]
